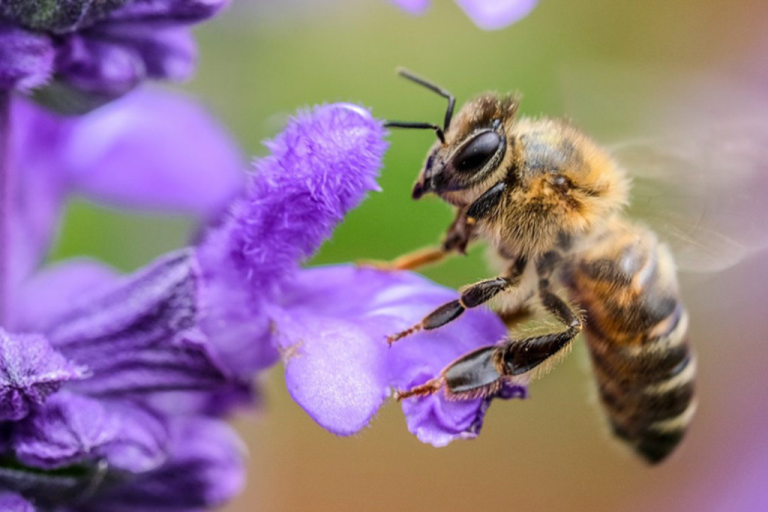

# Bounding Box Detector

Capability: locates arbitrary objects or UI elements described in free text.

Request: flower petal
[13,393,168,472]
[86,418,245,512]
[7,89,242,293]
[61,88,243,218]
[272,309,389,436]
[7,98,70,295]
[42,250,227,396]
[193,103,385,381]
[197,103,386,295]
[0,329,87,421]
[14,259,119,332]
[108,0,231,25]
[0,23,54,91]
[390,0,431,15]
[274,265,522,444]
[454,0,538,30]
[54,33,144,97]
[0,493,35,512]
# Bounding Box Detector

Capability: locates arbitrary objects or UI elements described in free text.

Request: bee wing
[560,65,768,273]
[612,122,768,273]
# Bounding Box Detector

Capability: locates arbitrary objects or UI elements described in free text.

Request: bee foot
[386,324,423,345]
[395,378,445,401]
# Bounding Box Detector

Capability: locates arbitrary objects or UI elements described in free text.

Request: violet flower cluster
[0,0,229,100]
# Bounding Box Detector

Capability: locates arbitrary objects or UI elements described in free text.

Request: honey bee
[379,69,768,464]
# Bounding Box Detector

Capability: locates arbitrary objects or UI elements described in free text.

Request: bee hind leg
[501,286,582,378]
[396,345,508,401]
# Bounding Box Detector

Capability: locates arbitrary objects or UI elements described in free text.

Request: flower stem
[0,90,11,326]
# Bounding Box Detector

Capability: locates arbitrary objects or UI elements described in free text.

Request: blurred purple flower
[391,0,537,30]
[82,418,245,512]
[5,88,243,322]
[0,0,229,96]
[0,86,244,509]
[0,493,35,512]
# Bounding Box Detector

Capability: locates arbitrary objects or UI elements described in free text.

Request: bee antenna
[395,67,456,132]
[384,120,446,144]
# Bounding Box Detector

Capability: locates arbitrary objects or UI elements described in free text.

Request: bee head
[412,94,519,204]
[385,69,518,206]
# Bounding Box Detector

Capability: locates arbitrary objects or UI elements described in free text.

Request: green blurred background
[50,0,768,511]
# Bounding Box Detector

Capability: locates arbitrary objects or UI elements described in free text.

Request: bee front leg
[387,257,527,344]
[357,207,475,272]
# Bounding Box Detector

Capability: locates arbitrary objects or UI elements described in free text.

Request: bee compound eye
[452,131,503,173]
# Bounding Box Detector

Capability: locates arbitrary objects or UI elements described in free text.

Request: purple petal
[108,0,231,25]
[0,329,87,421]
[148,381,259,417]
[85,25,197,82]
[86,418,244,512]
[272,308,389,435]
[61,88,243,218]
[274,265,521,445]
[197,103,387,295]
[0,493,35,512]
[14,259,119,332]
[193,103,385,380]
[194,270,278,378]
[42,250,227,396]
[6,89,242,294]
[6,101,70,319]
[0,23,54,91]
[13,393,168,472]
[54,33,144,97]
[390,0,430,15]
[454,0,538,30]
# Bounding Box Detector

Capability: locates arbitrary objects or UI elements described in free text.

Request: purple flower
[0,0,229,96]
[0,252,243,510]
[81,418,245,512]
[271,266,526,445]
[391,0,537,30]
[0,493,35,512]
[0,330,87,422]
[0,85,244,509]
[195,103,526,444]
[5,88,243,320]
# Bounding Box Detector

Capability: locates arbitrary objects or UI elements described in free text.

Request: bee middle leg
[387,257,527,344]
[396,252,581,400]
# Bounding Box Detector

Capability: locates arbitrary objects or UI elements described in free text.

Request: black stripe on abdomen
[587,306,696,464]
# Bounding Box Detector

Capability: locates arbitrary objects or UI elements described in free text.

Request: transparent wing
[560,65,768,273]
[613,121,768,272]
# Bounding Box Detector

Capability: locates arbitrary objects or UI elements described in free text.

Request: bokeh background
[50,0,768,511]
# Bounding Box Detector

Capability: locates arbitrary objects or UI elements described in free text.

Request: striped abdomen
[564,220,696,464]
